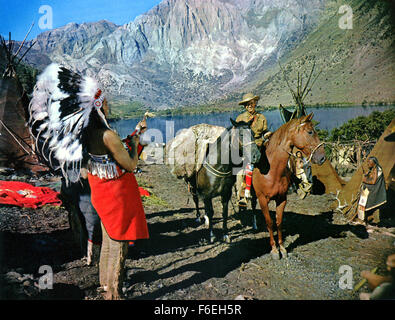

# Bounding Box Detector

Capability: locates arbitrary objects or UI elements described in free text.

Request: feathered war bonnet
[28,63,110,183]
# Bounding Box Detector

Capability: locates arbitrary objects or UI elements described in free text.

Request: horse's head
[230,118,261,164]
[292,113,326,165]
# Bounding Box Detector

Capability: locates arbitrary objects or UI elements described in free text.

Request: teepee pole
[14,22,35,59]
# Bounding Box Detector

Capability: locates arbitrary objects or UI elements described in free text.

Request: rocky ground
[0,163,394,300]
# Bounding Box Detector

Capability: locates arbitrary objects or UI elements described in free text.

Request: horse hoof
[204,215,209,227]
[209,231,216,244]
[270,248,280,260]
[223,235,231,244]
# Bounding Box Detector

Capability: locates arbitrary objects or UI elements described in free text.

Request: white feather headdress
[28,63,110,183]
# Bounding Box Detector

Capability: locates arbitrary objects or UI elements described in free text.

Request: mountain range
[15,0,395,110]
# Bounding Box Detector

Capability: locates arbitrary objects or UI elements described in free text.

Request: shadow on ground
[0,229,81,274]
[128,206,370,299]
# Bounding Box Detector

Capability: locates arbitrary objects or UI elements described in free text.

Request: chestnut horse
[252,113,326,260]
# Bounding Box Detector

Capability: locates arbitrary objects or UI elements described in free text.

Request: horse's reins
[307,142,325,163]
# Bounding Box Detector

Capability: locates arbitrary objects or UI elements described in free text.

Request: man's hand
[80,168,89,179]
[136,119,147,134]
[264,131,273,140]
[104,130,138,172]
[131,134,140,146]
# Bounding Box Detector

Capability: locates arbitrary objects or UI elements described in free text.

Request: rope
[203,160,232,177]
[241,141,255,147]
[0,119,31,155]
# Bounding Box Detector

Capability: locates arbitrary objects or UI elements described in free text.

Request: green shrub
[328,109,395,142]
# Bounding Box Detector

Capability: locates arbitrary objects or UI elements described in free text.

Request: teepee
[0,28,45,172]
[334,118,395,218]
[278,60,345,194]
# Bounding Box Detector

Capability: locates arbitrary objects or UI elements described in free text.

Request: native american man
[29,64,149,300]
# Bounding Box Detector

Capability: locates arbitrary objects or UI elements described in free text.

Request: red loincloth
[0,181,62,208]
[88,171,149,241]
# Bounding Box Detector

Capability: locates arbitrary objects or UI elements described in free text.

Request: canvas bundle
[165,124,226,179]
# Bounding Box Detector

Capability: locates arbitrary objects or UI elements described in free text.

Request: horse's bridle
[306,142,325,163]
[296,121,325,163]
[284,142,325,163]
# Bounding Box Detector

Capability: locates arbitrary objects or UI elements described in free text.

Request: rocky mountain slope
[242,0,395,107]
[19,0,394,110]
[23,0,326,109]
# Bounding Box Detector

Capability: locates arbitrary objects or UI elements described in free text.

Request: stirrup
[350,218,366,226]
[238,198,248,207]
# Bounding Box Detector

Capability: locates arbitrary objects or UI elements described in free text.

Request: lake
[110,105,394,143]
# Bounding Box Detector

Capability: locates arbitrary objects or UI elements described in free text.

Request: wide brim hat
[238,93,260,105]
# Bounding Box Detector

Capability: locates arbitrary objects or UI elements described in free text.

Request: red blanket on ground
[0,181,62,208]
[139,187,150,197]
[88,171,149,241]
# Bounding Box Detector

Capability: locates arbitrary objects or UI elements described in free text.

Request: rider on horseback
[236,93,272,206]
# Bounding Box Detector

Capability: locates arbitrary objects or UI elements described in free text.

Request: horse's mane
[255,117,307,174]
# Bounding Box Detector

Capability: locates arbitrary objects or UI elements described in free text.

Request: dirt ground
[0,163,394,300]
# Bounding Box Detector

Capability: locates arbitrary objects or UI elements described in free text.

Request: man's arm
[363,167,378,185]
[103,130,138,172]
[261,114,268,132]
[361,270,392,290]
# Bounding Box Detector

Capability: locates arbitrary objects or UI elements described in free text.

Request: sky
[0,0,163,41]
